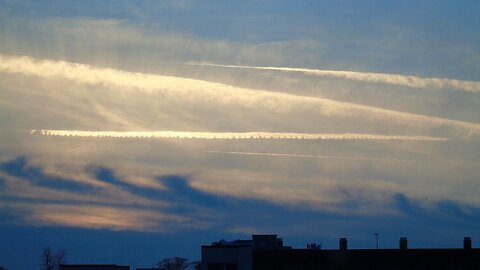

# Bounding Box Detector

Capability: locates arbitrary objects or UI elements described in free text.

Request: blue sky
[1,0,480,269]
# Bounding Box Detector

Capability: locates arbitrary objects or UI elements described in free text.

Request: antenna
[374,233,379,249]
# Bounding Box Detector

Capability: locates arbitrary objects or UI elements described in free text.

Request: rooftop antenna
[374,233,379,249]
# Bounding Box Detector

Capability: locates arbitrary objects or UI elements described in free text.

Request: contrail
[190,63,480,93]
[204,150,480,163]
[204,150,421,162]
[31,130,449,141]
[2,55,480,137]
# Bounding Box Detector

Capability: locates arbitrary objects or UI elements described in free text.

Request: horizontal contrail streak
[2,55,480,137]
[191,63,480,92]
[31,130,449,141]
[204,150,418,162]
[204,151,480,163]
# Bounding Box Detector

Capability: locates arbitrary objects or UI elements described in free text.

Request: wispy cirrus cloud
[1,54,480,139]
[0,51,479,233]
[193,63,480,92]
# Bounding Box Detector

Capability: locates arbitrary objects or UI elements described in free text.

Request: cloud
[0,157,207,231]
[7,203,186,232]
[31,130,449,141]
[203,150,423,162]
[1,54,480,139]
[0,157,162,207]
[190,63,480,93]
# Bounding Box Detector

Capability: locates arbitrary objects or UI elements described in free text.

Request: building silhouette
[60,264,130,270]
[202,235,291,270]
[201,235,480,270]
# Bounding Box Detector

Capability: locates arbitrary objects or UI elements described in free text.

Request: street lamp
[374,233,379,249]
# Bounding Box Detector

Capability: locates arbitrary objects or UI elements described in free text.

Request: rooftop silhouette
[202,235,480,270]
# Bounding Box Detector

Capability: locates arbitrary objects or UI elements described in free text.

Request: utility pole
[374,233,379,249]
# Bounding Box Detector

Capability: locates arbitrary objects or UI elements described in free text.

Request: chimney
[399,237,408,250]
[464,237,472,250]
[339,238,347,250]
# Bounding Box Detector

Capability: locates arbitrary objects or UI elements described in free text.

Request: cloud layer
[2,54,480,140]
[0,53,479,226]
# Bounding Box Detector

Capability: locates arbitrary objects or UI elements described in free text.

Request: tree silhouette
[40,247,55,270]
[55,249,66,268]
[40,247,66,270]
[156,257,190,270]
[190,261,200,270]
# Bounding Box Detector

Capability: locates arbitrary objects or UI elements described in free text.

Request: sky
[1,0,480,269]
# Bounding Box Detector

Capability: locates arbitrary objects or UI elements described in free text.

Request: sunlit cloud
[6,203,186,232]
[31,130,449,141]
[1,52,480,232]
[2,54,480,139]
[191,63,480,92]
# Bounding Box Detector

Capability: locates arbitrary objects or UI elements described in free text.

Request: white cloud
[191,63,480,92]
[31,130,449,141]
[1,54,479,139]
